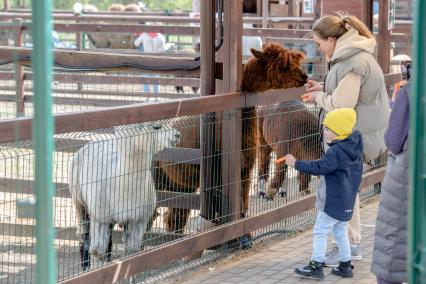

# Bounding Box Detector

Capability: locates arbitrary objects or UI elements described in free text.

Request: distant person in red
[134,29,166,96]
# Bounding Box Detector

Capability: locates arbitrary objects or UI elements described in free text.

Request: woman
[371,81,410,284]
[303,13,390,266]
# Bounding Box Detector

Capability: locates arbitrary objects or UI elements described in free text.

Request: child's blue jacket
[295,130,363,221]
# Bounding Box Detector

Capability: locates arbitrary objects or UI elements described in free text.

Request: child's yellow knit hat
[322,108,357,140]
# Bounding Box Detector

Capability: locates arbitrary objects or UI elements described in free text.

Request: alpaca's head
[147,124,181,151]
[242,42,308,92]
[114,123,180,154]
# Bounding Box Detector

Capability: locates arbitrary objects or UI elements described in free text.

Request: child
[282,108,363,280]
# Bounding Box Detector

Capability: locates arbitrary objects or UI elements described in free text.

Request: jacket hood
[332,130,363,161]
[331,29,376,63]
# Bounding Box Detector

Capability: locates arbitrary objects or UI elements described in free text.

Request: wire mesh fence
[0,96,385,283]
[0,14,390,284]
[0,62,201,120]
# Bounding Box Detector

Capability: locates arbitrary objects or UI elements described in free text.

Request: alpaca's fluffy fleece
[69,124,180,259]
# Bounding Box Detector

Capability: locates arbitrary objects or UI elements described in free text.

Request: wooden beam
[0,177,200,209]
[0,12,313,24]
[153,148,201,165]
[0,86,318,142]
[0,222,186,245]
[54,23,200,36]
[0,71,201,87]
[0,47,201,76]
[7,8,191,17]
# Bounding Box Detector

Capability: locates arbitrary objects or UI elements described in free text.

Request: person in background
[302,13,390,266]
[282,108,363,280]
[391,55,411,100]
[371,64,411,284]
[134,26,166,96]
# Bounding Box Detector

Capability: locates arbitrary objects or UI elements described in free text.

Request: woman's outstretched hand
[301,92,316,103]
[306,79,322,92]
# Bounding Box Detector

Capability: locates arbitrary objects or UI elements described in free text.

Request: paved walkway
[178,199,379,284]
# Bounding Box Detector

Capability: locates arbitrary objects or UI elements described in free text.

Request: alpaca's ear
[251,48,264,59]
[288,51,305,70]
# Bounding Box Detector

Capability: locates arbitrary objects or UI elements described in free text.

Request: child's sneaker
[294,260,325,280]
[350,244,362,260]
[325,244,362,266]
[331,261,354,278]
[324,244,339,267]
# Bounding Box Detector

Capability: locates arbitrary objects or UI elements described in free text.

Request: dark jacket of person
[295,130,363,221]
[371,84,409,283]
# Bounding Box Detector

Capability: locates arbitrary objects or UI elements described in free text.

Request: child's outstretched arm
[294,151,339,176]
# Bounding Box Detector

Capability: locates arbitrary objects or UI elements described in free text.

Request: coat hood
[331,29,376,63]
[332,130,363,161]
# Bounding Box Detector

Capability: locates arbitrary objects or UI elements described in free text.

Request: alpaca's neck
[117,137,154,172]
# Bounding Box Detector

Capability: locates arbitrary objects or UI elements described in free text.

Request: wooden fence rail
[0,87,306,144]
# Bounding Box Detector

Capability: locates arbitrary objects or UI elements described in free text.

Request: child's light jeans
[311,210,351,263]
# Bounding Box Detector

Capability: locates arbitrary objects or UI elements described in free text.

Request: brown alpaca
[152,42,309,232]
[246,42,319,199]
[257,102,320,200]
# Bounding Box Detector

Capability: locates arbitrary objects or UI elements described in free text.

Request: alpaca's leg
[265,144,288,200]
[298,172,311,194]
[257,117,272,198]
[165,208,191,233]
[89,220,111,262]
[146,208,159,232]
[78,208,91,270]
[124,220,146,254]
[107,223,114,261]
[240,149,256,249]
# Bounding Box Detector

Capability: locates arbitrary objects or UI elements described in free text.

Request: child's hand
[283,154,296,167]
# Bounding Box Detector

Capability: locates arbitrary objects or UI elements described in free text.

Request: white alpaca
[68,124,180,260]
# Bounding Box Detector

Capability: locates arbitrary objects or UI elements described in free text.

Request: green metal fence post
[409,0,426,283]
[32,0,56,283]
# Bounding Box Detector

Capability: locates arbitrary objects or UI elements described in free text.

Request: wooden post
[288,0,294,17]
[75,30,84,91]
[200,0,218,222]
[221,0,243,223]
[378,0,390,74]
[362,0,374,30]
[288,0,294,29]
[262,0,268,28]
[3,0,9,11]
[314,0,322,20]
[14,19,25,116]
[257,0,262,16]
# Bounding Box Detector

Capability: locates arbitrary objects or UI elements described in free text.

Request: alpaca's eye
[152,125,162,131]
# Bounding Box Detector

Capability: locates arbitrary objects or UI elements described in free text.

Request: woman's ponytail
[312,12,374,40]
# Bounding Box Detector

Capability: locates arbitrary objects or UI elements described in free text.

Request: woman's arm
[314,72,361,112]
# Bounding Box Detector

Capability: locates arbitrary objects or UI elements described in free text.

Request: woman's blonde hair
[312,12,373,40]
